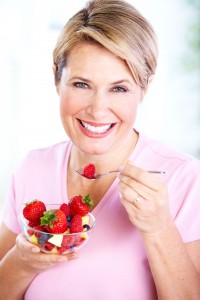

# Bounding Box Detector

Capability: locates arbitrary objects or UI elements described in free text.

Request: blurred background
[0,0,199,214]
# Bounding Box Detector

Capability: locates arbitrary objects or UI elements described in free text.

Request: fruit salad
[21,195,95,254]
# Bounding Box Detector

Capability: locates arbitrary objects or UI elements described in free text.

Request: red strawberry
[40,209,68,234]
[69,194,93,216]
[27,222,45,236]
[60,203,70,216]
[32,225,46,237]
[57,246,69,254]
[23,200,46,222]
[83,164,96,178]
[44,241,54,251]
[70,215,83,233]
[33,225,45,231]
[61,235,75,248]
[28,219,41,228]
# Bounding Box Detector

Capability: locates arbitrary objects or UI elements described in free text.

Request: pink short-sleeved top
[2,131,200,300]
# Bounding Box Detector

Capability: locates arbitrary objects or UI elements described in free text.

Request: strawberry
[40,209,68,234]
[60,203,70,216]
[23,200,46,222]
[70,215,83,233]
[44,241,55,251]
[61,235,75,248]
[33,225,46,232]
[83,164,96,178]
[69,194,93,216]
[28,219,41,228]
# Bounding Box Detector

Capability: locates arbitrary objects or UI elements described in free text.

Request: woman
[0,0,200,299]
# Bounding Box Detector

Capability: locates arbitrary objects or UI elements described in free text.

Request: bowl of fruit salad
[21,194,95,254]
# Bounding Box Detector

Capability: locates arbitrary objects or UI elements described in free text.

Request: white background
[0,0,199,214]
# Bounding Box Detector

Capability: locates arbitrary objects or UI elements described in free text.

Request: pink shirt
[2,131,200,300]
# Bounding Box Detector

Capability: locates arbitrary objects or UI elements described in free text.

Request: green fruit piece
[48,234,63,247]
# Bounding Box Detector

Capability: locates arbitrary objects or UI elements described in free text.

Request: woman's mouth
[79,120,114,134]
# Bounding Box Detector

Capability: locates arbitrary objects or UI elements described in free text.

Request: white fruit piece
[48,234,63,247]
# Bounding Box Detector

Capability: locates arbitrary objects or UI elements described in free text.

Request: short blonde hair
[53,0,158,87]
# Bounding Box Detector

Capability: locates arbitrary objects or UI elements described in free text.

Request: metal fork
[76,168,166,180]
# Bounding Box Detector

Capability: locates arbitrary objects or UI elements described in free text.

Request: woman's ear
[52,64,60,94]
[147,74,154,86]
[142,74,154,99]
[140,74,155,101]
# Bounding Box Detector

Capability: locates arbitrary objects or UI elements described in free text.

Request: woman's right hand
[13,233,78,274]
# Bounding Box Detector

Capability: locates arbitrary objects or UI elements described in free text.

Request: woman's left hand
[118,161,173,236]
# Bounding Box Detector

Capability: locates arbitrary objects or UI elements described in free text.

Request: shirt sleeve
[2,172,22,234]
[171,159,200,243]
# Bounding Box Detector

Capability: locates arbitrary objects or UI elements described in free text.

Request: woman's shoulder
[136,131,200,175]
[26,140,71,159]
[140,131,198,162]
[15,140,72,174]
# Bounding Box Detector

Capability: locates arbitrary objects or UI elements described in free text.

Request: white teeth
[81,121,112,133]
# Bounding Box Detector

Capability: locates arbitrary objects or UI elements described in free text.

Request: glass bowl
[21,204,95,254]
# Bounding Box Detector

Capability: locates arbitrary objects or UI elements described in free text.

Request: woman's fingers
[16,233,40,253]
[15,233,78,272]
[120,161,165,191]
[118,162,171,235]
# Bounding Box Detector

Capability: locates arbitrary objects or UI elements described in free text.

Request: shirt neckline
[61,129,146,212]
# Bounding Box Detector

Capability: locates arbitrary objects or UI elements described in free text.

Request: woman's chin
[77,143,112,156]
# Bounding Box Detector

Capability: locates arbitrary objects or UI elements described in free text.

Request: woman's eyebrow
[111,79,133,85]
[68,76,91,83]
[67,77,134,86]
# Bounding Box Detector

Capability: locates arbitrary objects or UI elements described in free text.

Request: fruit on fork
[76,164,166,179]
[82,163,96,178]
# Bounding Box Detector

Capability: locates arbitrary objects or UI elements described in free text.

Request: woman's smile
[78,119,115,136]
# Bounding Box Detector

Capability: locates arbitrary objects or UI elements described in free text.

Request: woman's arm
[142,224,200,299]
[0,223,78,300]
[119,162,200,299]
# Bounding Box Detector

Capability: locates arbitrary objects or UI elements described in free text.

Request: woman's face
[56,42,144,155]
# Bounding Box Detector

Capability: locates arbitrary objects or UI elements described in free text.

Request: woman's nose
[86,91,109,120]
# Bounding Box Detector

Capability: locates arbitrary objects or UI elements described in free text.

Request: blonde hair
[53,0,158,87]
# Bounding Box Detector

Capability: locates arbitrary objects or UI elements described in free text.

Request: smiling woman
[56,41,142,155]
[0,1,200,300]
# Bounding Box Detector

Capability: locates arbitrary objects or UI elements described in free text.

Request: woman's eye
[73,82,89,89]
[112,86,128,92]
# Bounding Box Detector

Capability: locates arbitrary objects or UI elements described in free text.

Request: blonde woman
[0,0,200,299]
